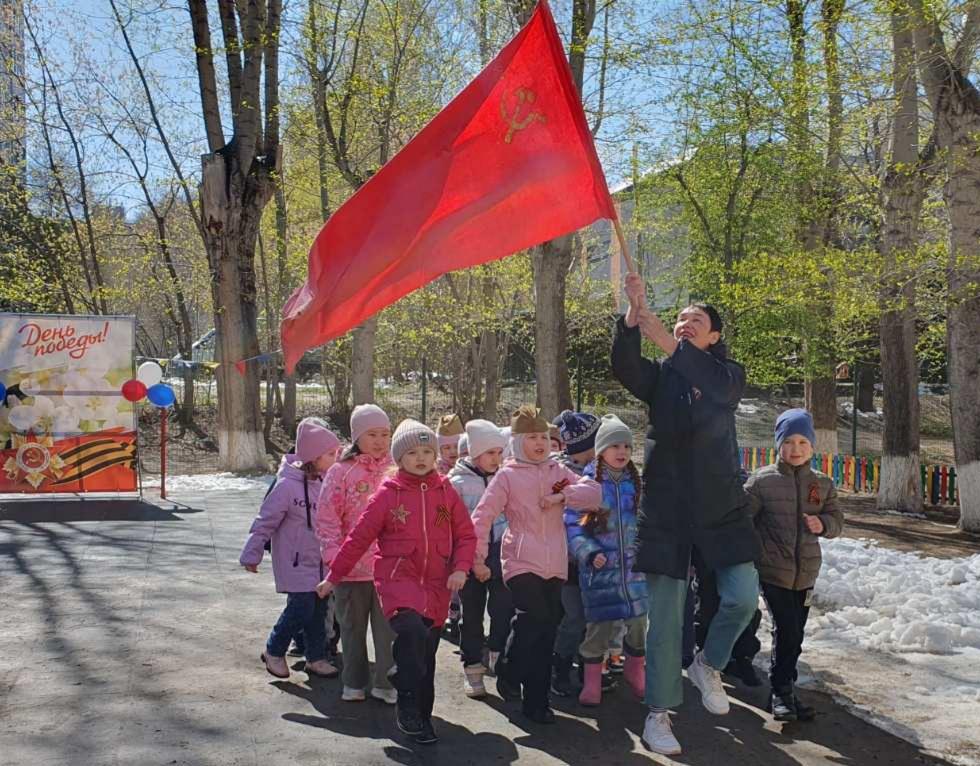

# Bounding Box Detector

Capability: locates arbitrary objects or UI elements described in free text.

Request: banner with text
[0,313,138,494]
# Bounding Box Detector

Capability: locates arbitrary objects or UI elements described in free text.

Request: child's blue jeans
[266,592,327,662]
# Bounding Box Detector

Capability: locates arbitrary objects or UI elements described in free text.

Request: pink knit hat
[295,417,341,463]
[350,404,391,445]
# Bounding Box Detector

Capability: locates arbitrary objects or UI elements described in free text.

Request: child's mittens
[472,563,492,582]
[447,570,467,592]
[804,515,824,535]
[539,492,565,510]
[592,553,607,569]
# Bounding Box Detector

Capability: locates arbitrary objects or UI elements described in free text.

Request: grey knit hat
[594,414,633,457]
[391,418,438,464]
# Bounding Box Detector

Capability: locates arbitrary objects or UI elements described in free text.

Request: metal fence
[137,364,954,484]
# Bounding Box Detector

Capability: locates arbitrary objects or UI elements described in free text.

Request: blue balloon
[0,382,6,404]
[146,383,176,408]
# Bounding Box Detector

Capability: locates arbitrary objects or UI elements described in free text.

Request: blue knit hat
[554,410,600,455]
[774,408,816,449]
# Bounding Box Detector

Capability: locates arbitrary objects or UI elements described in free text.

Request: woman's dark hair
[339,442,362,462]
[686,302,723,334]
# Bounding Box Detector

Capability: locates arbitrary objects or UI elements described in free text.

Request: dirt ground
[836,493,980,559]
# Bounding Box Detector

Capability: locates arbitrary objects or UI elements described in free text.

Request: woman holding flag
[610,275,760,755]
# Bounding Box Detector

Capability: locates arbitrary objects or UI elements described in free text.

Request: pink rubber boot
[578,662,603,706]
[624,655,645,699]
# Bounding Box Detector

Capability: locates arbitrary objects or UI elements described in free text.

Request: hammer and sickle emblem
[500,87,546,144]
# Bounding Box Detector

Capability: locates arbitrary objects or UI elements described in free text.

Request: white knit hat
[391,419,438,464]
[350,404,390,445]
[594,414,633,457]
[465,419,508,460]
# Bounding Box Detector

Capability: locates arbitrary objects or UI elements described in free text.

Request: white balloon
[137,361,163,386]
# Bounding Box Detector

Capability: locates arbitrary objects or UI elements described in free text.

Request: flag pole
[612,218,637,274]
[160,408,167,500]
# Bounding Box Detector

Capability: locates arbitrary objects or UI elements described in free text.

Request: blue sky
[24,0,672,216]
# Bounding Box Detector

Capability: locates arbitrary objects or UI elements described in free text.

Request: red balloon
[121,379,147,402]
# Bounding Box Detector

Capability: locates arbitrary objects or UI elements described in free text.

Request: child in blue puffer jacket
[565,414,648,706]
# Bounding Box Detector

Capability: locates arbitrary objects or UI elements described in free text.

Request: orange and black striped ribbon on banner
[50,438,136,486]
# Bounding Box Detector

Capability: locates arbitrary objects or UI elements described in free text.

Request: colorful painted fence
[739,447,959,506]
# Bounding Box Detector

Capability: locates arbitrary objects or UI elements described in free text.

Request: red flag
[281,0,616,372]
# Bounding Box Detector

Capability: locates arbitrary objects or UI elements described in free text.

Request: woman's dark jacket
[611,317,760,579]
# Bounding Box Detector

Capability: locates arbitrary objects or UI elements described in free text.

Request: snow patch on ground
[758,537,980,765]
[812,537,980,654]
[143,472,274,492]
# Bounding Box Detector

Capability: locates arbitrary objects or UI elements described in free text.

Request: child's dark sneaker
[725,657,762,687]
[793,693,816,721]
[522,706,556,725]
[769,690,798,721]
[442,618,461,643]
[550,654,574,697]
[495,673,522,702]
[396,693,425,736]
[414,719,439,744]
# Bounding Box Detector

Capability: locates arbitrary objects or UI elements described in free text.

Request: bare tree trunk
[532,236,574,418]
[351,316,378,405]
[326,341,352,429]
[201,154,271,470]
[282,372,297,437]
[273,180,296,436]
[804,374,838,454]
[855,362,876,413]
[910,0,980,529]
[189,0,282,471]
[257,232,277,442]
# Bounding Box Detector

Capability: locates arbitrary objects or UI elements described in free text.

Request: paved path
[0,488,953,766]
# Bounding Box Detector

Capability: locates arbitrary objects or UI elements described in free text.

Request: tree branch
[264,0,282,157]
[235,0,266,170]
[187,0,225,151]
[218,0,244,119]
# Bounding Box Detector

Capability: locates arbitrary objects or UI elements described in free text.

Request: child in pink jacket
[470,406,602,724]
[316,404,396,704]
[317,419,476,745]
[240,417,341,680]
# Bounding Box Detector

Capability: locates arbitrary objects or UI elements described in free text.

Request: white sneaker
[463,664,487,698]
[370,687,397,705]
[641,711,682,755]
[342,686,366,702]
[687,651,730,715]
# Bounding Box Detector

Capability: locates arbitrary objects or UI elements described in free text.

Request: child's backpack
[262,471,312,552]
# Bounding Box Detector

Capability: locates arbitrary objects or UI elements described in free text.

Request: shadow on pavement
[276,676,521,766]
[0,498,201,522]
